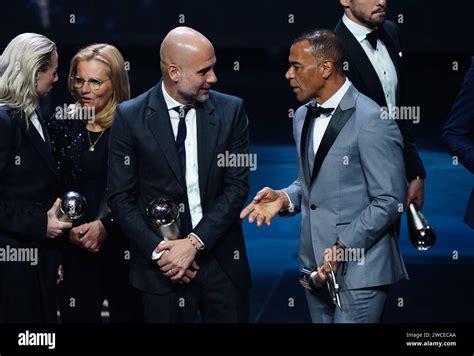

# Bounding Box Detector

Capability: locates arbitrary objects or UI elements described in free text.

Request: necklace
[87,130,105,152]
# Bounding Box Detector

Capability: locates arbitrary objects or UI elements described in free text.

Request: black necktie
[306,103,335,119]
[172,105,193,181]
[366,27,384,50]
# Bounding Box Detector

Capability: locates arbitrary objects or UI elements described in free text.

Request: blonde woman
[48,44,142,322]
[0,33,72,322]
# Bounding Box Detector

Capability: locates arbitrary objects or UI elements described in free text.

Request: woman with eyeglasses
[0,33,72,322]
[48,44,142,322]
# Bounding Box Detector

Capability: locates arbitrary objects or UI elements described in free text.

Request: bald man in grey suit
[241,30,408,323]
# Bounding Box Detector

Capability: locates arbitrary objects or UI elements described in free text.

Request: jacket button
[310,204,316,210]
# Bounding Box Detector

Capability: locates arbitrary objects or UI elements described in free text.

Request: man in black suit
[442,57,474,228]
[108,26,251,323]
[335,0,426,210]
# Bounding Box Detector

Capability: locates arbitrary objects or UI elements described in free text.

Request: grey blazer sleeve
[282,109,305,215]
[337,113,407,250]
[283,177,302,215]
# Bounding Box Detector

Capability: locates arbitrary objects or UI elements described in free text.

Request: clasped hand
[156,239,200,284]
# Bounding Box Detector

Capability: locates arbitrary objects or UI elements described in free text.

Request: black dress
[48,117,142,323]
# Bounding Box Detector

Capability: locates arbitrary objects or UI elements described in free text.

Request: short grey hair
[293,29,344,74]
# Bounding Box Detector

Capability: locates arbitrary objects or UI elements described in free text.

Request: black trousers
[142,254,249,323]
[0,244,59,323]
[58,241,142,323]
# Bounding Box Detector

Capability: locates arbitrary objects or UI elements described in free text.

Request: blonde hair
[68,44,130,129]
[0,33,56,120]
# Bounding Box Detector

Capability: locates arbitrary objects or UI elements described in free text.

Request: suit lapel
[336,20,387,106]
[145,84,186,190]
[145,83,221,199]
[196,100,218,203]
[309,85,357,186]
[20,111,59,181]
[310,107,353,184]
[37,109,53,151]
[300,108,315,187]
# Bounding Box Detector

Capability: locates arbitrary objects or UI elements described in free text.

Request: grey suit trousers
[305,285,388,323]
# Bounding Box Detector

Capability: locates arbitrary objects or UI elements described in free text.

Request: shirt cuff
[281,191,294,213]
[151,240,166,260]
[189,232,205,250]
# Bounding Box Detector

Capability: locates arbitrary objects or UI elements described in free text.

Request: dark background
[2,0,473,147]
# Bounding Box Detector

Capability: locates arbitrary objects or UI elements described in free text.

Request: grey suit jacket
[284,84,408,290]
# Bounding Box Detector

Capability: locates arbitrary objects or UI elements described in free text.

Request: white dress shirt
[342,14,398,115]
[311,78,352,155]
[151,83,205,260]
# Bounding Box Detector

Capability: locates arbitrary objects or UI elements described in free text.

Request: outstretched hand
[239,187,289,227]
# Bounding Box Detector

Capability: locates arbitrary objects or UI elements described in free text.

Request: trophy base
[56,208,72,223]
[156,220,180,241]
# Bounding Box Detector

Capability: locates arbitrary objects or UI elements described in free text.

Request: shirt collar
[342,13,375,43]
[161,82,186,111]
[315,77,352,112]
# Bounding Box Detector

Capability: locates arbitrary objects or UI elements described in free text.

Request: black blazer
[442,57,474,228]
[335,19,426,181]
[0,105,61,322]
[107,83,251,294]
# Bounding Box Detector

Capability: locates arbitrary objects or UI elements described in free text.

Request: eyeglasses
[71,76,110,90]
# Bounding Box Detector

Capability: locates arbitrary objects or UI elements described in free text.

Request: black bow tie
[306,104,334,119]
[366,27,384,50]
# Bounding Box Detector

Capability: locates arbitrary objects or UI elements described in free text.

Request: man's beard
[354,9,385,28]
